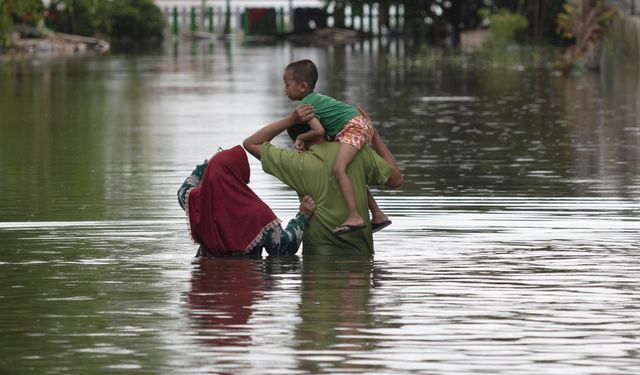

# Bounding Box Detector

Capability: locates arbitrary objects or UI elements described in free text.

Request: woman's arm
[263,196,315,256]
[177,159,208,210]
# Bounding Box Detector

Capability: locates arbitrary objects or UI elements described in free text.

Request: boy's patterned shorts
[335,115,374,150]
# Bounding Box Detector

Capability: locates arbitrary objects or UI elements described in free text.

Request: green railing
[164,3,404,37]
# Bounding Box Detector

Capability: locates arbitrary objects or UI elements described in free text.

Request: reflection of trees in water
[355,46,580,196]
[358,44,639,197]
[320,39,636,197]
[0,59,110,221]
[564,61,640,197]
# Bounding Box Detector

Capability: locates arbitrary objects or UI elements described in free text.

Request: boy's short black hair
[285,59,318,90]
[286,123,312,141]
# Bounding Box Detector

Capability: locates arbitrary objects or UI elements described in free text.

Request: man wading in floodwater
[243,105,403,254]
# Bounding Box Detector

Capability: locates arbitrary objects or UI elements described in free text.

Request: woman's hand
[299,195,316,219]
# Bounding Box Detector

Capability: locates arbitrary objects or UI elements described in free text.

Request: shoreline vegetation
[0,0,626,73]
[1,0,164,56]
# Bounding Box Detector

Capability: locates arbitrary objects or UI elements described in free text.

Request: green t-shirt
[261,141,394,254]
[300,92,360,136]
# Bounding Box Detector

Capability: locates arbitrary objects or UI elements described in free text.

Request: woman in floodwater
[177,145,315,257]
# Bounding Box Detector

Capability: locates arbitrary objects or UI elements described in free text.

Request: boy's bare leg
[357,105,402,187]
[367,188,389,224]
[333,143,364,232]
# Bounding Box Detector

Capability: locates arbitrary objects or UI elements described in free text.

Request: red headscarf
[187,145,279,256]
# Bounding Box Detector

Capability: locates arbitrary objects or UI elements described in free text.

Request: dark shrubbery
[1,0,45,46]
[46,0,95,36]
[96,0,165,41]
[43,0,165,42]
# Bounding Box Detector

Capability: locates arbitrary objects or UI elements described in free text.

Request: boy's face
[283,69,307,100]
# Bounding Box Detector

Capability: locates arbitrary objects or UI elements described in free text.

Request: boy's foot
[333,223,366,236]
[371,219,392,233]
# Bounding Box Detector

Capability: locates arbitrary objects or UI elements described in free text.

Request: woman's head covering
[187,145,279,256]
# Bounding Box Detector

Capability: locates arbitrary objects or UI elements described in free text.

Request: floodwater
[1,39,639,374]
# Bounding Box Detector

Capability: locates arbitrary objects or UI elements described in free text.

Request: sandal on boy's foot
[333,223,366,236]
[371,220,392,233]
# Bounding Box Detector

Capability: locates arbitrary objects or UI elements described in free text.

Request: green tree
[1,0,45,46]
[95,0,165,41]
[0,1,10,46]
[46,0,97,36]
[480,7,529,46]
[44,0,164,42]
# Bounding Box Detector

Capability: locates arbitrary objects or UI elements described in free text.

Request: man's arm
[371,130,403,188]
[243,105,316,160]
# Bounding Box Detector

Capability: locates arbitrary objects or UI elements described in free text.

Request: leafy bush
[46,0,96,36]
[96,0,165,42]
[1,0,45,46]
[481,8,529,46]
[43,0,164,42]
[7,0,44,25]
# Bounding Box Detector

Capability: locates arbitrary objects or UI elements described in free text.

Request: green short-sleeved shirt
[261,141,394,254]
[300,92,360,136]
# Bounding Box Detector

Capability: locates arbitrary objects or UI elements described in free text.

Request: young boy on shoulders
[282,59,392,235]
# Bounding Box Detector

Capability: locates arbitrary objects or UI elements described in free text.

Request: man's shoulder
[309,142,377,161]
[261,142,314,170]
[262,141,378,167]
[309,141,337,152]
[262,142,298,161]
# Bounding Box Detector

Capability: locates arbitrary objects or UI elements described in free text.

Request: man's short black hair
[285,59,318,90]
[286,123,312,141]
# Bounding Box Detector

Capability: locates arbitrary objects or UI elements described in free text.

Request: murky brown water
[1,40,639,374]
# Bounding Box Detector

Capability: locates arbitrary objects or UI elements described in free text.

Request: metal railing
[160,0,405,37]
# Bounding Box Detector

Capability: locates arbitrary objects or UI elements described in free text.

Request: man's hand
[243,104,316,160]
[298,195,316,219]
[290,104,315,125]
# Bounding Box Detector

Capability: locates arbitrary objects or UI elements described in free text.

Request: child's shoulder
[303,92,337,103]
[304,91,325,99]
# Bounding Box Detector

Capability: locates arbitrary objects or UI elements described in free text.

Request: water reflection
[293,255,382,372]
[1,38,639,374]
[188,258,268,348]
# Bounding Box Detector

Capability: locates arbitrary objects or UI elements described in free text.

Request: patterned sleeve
[177,159,208,211]
[262,212,309,256]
